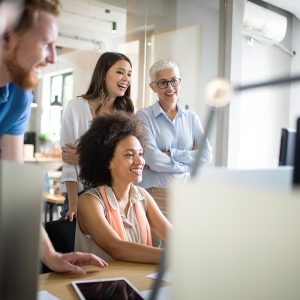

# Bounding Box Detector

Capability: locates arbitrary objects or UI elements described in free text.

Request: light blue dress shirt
[137,101,212,189]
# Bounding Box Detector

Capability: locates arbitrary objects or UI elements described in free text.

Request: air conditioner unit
[243,1,287,45]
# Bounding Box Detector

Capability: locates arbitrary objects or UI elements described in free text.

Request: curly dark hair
[81,52,134,115]
[78,111,146,188]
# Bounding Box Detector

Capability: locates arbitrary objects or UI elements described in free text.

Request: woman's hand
[64,202,77,222]
[62,143,79,165]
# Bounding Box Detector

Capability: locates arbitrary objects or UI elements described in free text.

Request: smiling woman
[59,52,134,222]
[137,59,212,219]
[74,111,172,263]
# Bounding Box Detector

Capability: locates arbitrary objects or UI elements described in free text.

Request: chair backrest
[44,219,76,253]
[41,219,76,273]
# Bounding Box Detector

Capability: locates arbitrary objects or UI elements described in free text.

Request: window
[49,72,73,144]
[40,71,74,148]
[50,72,73,109]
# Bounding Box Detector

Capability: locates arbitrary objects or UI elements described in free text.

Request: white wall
[148,24,200,110]
[236,39,291,168]
[176,0,220,120]
[228,4,295,168]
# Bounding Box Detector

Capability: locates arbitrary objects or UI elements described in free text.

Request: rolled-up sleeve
[60,103,78,184]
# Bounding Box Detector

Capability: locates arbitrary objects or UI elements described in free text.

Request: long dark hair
[81,52,134,114]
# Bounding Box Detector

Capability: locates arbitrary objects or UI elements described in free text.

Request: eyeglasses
[154,78,181,89]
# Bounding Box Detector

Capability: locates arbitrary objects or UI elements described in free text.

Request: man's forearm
[40,226,56,266]
[0,134,24,162]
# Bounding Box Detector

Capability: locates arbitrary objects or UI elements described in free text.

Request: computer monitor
[169,171,300,300]
[0,161,43,300]
[292,117,300,185]
[278,128,296,166]
[201,167,293,190]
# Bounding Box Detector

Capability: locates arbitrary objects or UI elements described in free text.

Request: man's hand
[62,143,79,165]
[45,251,108,276]
[41,226,107,276]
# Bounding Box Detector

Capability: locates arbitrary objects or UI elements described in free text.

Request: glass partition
[29,0,221,157]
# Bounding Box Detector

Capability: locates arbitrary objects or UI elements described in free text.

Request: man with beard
[0,0,56,161]
[0,0,108,275]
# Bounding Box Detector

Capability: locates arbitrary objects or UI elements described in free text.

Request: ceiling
[57,0,126,51]
[263,0,300,19]
[56,0,300,52]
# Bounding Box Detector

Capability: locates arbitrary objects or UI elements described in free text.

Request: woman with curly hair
[60,52,134,221]
[75,111,171,263]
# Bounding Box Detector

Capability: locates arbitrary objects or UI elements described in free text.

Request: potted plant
[37,133,50,156]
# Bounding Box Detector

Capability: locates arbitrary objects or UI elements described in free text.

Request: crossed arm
[139,112,212,172]
[62,143,79,164]
[142,128,211,174]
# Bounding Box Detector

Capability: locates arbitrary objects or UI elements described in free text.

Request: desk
[39,261,157,299]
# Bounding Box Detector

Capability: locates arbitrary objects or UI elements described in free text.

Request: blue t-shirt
[0,83,32,135]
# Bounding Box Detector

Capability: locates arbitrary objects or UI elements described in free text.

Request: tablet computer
[72,277,146,300]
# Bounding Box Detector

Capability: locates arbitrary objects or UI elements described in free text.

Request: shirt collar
[152,100,185,118]
[104,184,144,209]
[130,185,145,204]
[176,102,185,114]
[152,101,164,117]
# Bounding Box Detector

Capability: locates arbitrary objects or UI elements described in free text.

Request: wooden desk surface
[39,261,158,299]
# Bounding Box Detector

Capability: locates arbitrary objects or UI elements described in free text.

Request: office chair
[40,219,76,273]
